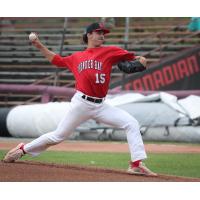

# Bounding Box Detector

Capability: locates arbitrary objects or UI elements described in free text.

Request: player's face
[88,30,105,47]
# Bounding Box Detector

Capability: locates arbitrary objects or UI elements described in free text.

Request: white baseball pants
[24,91,147,162]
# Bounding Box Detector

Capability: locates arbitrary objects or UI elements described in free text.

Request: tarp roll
[0,107,12,137]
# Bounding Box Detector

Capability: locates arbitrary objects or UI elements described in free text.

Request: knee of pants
[123,118,140,131]
[51,137,65,144]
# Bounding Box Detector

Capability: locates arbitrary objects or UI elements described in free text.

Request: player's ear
[87,32,92,40]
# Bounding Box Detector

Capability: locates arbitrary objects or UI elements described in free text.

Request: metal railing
[53,17,68,87]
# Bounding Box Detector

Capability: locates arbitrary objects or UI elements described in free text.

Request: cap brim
[95,28,110,34]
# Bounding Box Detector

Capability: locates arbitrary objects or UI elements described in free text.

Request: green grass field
[1,150,200,178]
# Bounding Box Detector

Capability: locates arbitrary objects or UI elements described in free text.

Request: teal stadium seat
[188,17,200,31]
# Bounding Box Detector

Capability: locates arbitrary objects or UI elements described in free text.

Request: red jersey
[51,46,135,98]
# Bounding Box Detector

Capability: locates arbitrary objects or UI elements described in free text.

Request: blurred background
[0,17,200,142]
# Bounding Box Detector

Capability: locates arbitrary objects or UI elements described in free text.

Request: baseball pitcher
[3,22,157,176]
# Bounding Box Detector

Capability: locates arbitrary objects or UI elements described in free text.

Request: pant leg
[94,103,147,162]
[24,96,92,156]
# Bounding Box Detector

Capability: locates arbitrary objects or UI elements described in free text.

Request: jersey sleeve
[108,46,135,65]
[51,54,73,71]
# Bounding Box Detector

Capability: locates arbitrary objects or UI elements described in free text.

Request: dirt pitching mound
[1,161,200,182]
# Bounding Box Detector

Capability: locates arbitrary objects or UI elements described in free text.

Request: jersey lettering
[78,60,102,73]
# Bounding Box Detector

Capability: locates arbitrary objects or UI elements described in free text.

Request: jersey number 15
[95,73,105,84]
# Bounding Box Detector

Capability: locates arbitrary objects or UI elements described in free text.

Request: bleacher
[0,17,199,106]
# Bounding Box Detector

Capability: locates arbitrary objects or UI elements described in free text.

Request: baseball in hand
[29,32,37,42]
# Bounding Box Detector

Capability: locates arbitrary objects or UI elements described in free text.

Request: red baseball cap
[83,22,110,43]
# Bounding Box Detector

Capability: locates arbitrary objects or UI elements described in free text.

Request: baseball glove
[117,59,146,74]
